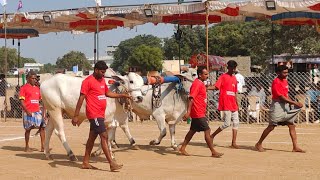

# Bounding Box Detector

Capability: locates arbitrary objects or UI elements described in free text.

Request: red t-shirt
[272,77,288,100]
[80,75,108,119]
[215,73,238,111]
[189,78,207,118]
[19,83,41,112]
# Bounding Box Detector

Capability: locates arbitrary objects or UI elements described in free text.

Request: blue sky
[0,0,177,64]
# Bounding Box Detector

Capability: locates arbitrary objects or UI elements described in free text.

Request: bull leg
[169,124,178,150]
[44,118,54,160]
[119,122,139,150]
[49,110,77,161]
[150,115,166,145]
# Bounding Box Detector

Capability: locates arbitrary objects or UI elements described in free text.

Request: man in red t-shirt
[179,66,223,158]
[208,60,240,149]
[255,65,305,153]
[72,61,130,171]
[19,71,46,152]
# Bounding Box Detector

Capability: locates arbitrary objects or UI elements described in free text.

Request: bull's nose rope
[117,84,134,122]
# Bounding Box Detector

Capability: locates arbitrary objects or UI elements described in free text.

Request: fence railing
[1,72,319,124]
[207,72,320,124]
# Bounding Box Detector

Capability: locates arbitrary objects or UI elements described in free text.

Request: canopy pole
[94,32,97,65]
[18,39,20,86]
[3,4,7,122]
[271,23,275,73]
[96,3,100,62]
[205,1,209,71]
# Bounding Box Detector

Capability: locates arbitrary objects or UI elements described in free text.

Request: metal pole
[3,5,7,122]
[178,25,181,73]
[96,3,100,62]
[271,23,275,72]
[205,1,209,71]
[18,39,20,86]
[94,32,96,64]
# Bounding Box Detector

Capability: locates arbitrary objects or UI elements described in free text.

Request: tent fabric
[189,54,226,70]
[0,0,319,35]
[0,28,39,39]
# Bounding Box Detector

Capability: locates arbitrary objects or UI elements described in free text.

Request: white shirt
[235,73,245,93]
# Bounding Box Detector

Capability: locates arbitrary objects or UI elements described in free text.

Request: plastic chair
[247,96,260,124]
[295,94,314,124]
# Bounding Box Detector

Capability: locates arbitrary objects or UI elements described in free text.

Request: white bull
[40,73,136,160]
[119,69,196,150]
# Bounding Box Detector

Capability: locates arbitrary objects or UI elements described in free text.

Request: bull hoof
[111,144,119,149]
[46,154,53,160]
[69,155,78,162]
[172,146,179,151]
[149,140,160,145]
[91,151,101,157]
[131,145,140,150]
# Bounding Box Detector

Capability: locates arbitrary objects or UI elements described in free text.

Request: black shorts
[190,117,210,132]
[89,118,106,134]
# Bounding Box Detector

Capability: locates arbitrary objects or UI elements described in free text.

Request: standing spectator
[72,61,129,171]
[19,71,46,152]
[235,69,245,94]
[306,82,320,123]
[179,66,223,158]
[209,60,240,149]
[0,73,9,96]
[255,65,305,153]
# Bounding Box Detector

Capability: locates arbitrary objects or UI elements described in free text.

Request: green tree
[128,45,163,75]
[0,47,36,73]
[163,26,206,62]
[111,35,162,74]
[56,51,91,71]
[40,63,56,74]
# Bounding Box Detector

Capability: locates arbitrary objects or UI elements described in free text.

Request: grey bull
[119,69,196,150]
[40,73,136,161]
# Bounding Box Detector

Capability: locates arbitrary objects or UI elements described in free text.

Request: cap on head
[227,60,237,69]
[94,61,108,70]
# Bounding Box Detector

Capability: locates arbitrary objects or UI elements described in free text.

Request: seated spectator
[306,83,320,123]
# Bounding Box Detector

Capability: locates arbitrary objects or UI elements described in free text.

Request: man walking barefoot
[72,61,130,171]
[179,66,223,158]
[255,65,305,153]
[208,60,240,149]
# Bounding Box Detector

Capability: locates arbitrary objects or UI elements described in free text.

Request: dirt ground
[0,120,319,180]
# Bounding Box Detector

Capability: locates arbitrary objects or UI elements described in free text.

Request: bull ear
[112,75,127,82]
[175,74,193,82]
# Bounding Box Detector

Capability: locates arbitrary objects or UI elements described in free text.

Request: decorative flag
[17,0,22,10]
[95,0,101,6]
[0,0,7,6]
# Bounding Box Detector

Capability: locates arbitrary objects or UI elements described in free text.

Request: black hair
[26,70,37,78]
[276,65,288,73]
[94,61,108,70]
[197,66,207,76]
[227,60,237,68]
[0,73,5,79]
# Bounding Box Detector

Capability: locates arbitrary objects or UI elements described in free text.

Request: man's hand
[183,112,190,121]
[71,116,79,126]
[123,94,132,100]
[26,111,32,117]
[295,102,303,108]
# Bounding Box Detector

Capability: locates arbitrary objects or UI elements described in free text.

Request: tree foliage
[40,63,56,74]
[56,51,91,71]
[128,45,163,75]
[0,47,36,73]
[111,35,162,74]
[162,21,320,68]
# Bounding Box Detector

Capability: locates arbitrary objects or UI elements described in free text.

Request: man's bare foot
[81,163,98,169]
[230,144,240,149]
[255,143,265,152]
[24,147,33,152]
[178,148,190,156]
[211,152,224,158]
[292,148,306,153]
[110,162,123,172]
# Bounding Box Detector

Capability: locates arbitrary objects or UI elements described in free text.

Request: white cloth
[0,0,7,6]
[235,73,245,93]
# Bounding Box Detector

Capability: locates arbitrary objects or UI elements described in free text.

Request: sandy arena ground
[0,120,319,180]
